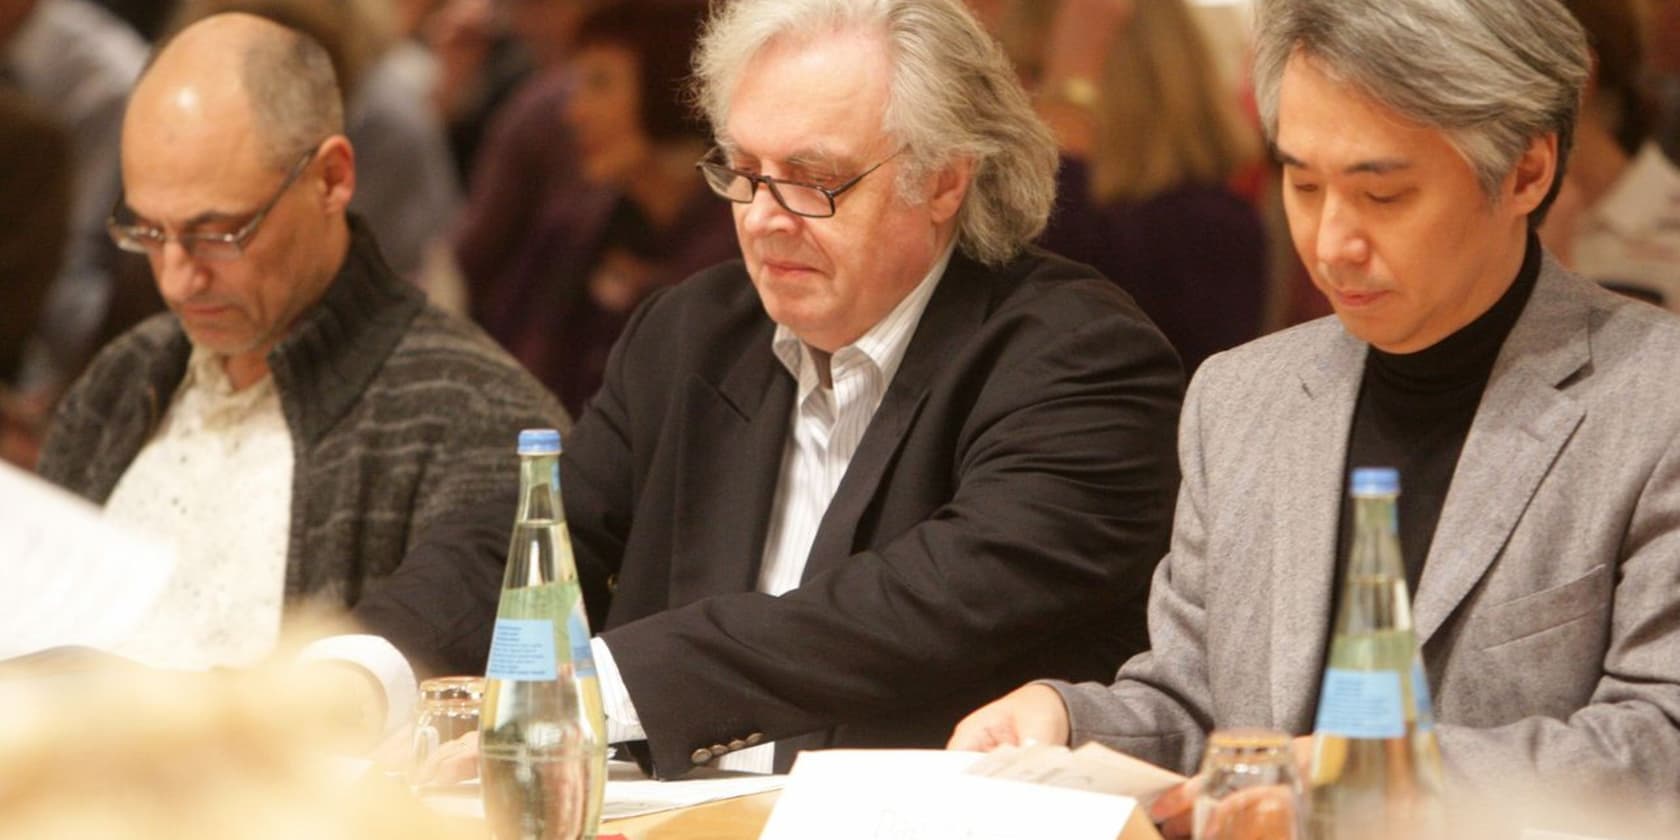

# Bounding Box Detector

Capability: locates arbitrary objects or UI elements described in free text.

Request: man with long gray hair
[507,0,1182,778]
[954,0,1680,833]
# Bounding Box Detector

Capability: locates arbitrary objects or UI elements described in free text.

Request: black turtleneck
[1333,234,1542,606]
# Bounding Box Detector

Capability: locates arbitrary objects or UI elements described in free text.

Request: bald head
[133,12,342,170]
[119,12,358,391]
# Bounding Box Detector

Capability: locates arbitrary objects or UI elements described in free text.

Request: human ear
[926,155,974,225]
[1507,132,1558,217]
[314,135,357,215]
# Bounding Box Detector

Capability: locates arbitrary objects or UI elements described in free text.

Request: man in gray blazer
[952,0,1680,832]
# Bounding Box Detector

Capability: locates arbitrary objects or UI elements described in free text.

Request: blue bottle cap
[1350,467,1399,496]
[517,428,562,455]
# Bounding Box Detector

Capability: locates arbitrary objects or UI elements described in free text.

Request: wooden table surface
[601,790,779,840]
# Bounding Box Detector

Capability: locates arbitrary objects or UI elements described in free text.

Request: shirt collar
[772,240,956,401]
[176,345,278,427]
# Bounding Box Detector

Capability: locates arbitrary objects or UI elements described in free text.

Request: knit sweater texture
[38,218,568,672]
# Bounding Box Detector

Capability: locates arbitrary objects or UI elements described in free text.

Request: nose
[736,179,800,238]
[153,240,211,302]
[1314,193,1371,269]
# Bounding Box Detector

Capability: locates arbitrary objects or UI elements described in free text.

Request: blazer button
[744,732,765,746]
[728,739,746,751]
[709,744,729,758]
[606,574,619,593]
[690,748,712,765]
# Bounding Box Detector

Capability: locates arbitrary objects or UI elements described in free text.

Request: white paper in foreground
[761,749,1164,840]
[0,461,177,660]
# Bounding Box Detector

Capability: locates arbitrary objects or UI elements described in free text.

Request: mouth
[760,258,819,277]
[176,301,234,320]
[1328,287,1390,309]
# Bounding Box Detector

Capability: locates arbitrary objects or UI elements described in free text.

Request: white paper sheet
[760,749,1160,840]
[0,461,177,660]
[967,741,1187,805]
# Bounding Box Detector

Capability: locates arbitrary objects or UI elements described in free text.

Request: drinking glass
[411,676,484,772]
[1194,728,1304,840]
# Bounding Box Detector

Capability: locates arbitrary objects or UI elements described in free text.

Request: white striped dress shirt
[593,244,954,772]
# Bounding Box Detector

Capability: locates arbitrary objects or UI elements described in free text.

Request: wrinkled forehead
[718,27,894,168]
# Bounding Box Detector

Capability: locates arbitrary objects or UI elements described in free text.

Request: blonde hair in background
[1091,0,1261,204]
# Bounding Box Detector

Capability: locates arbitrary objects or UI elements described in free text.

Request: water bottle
[1308,467,1445,840]
[479,429,606,840]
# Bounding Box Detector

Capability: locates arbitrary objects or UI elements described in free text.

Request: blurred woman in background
[472,0,734,416]
[1037,0,1267,374]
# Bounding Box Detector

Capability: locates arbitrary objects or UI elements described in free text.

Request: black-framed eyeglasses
[106,144,320,262]
[696,147,901,218]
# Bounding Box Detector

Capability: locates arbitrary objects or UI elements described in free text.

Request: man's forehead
[1274,54,1439,174]
[719,26,892,166]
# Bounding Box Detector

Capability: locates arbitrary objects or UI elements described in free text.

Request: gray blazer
[1051,256,1680,809]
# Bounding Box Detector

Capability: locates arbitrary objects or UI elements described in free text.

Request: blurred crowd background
[4,0,1678,469]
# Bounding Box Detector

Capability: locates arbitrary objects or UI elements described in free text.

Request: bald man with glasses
[37,14,565,705]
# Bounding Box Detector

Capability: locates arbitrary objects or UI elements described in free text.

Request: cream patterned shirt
[104,348,292,670]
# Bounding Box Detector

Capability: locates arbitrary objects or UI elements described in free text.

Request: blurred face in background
[500,0,591,67]
[564,43,652,186]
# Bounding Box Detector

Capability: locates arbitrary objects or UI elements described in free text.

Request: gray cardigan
[39,219,568,674]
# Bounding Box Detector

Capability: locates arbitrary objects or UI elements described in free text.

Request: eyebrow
[123,202,246,231]
[715,139,851,173]
[179,209,247,228]
[1274,147,1413,176]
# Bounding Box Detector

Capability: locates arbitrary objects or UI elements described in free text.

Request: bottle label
[485,618,559,681]
[1411,659,1435,731]
[1315,669,1405,738]
[568,611,597,678]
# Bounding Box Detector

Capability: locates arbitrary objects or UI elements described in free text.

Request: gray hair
[241,26,343,169]
[693,0,1058,266]
[1252,0,1589,224]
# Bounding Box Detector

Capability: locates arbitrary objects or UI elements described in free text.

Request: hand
[410,730,481,787]
[589,251,651,313]
[946,683,1070,751]
[1147,776,1201,839]
[1192,784,1301,840]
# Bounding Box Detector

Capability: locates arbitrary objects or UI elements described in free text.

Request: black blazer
[562,246,1184,777]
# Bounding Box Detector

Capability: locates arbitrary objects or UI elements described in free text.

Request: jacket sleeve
[351,346,571,678]
[1048,358,1222,776]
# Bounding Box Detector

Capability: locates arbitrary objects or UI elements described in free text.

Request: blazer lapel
[1413,258,1590,644]
[1270,328,1366,730]
[669,331,795,606]
[800,256,990,583]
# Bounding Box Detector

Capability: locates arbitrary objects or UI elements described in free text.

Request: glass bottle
[479,429,606,840]
[1308,467,1444,840]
